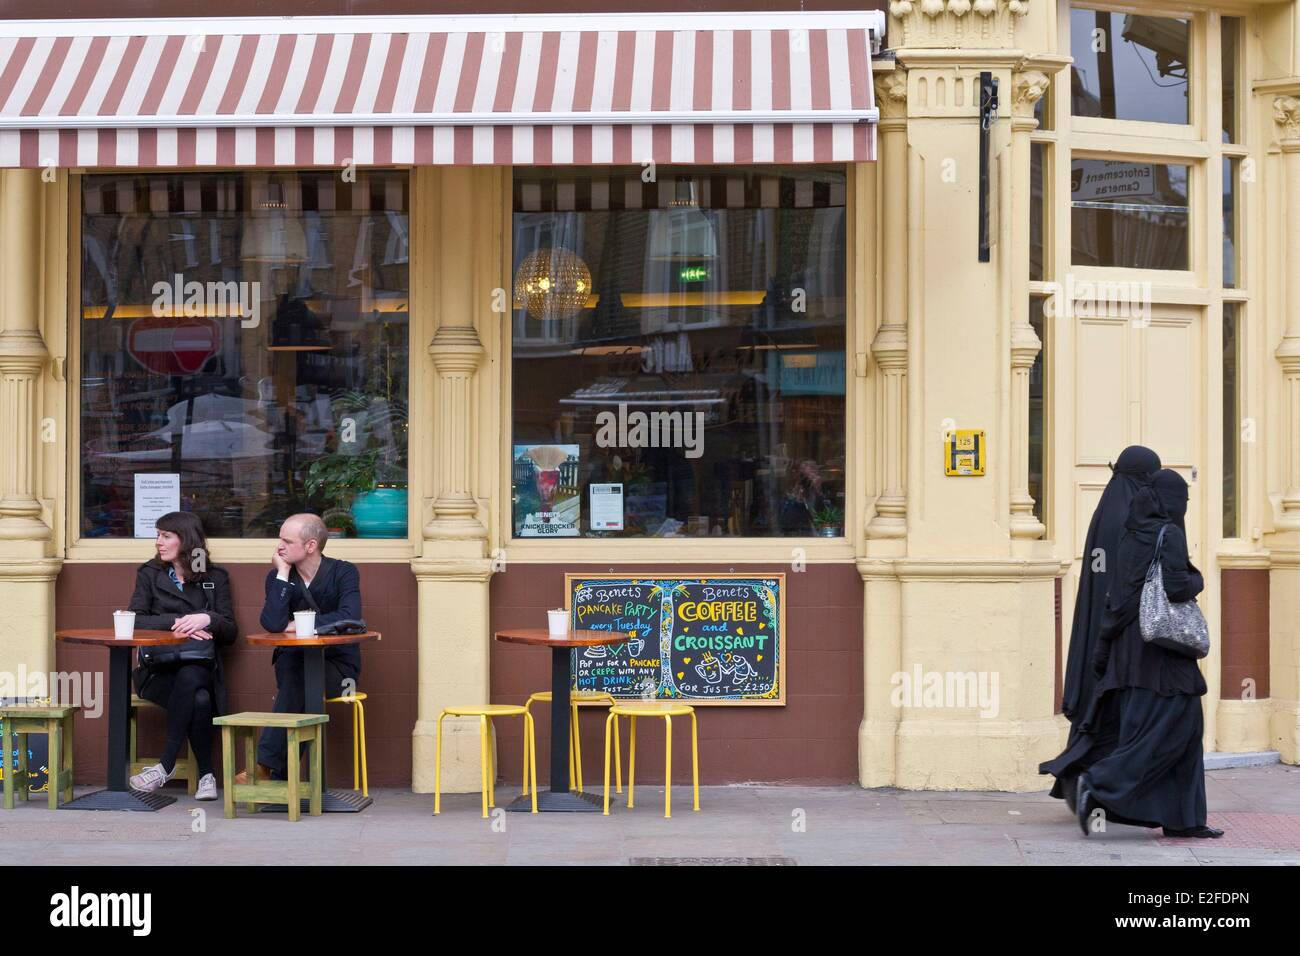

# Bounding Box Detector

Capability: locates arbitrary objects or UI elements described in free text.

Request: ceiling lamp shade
[241,184,308,264]
[648,178,718,263]
[513,246,592,321]
[267,295,331,351]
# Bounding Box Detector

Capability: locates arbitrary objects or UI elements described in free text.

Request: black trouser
[159,664,215,778]
[256,650,350,780]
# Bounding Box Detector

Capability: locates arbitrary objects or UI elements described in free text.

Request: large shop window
[510,166,847,539]
[1070,9,1190,126]
[79,171,410,540]
[1070,159,1189,270]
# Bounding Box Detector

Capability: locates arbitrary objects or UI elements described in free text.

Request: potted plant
[305,449,408,538]
[813,504,843,537]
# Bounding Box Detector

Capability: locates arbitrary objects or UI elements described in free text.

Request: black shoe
[1162,825,1224,839]
[1076,778,1097,837]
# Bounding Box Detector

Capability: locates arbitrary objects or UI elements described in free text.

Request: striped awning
[0,13,881,169]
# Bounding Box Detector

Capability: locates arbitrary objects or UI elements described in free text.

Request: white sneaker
[128,762,175,793]
[194,773,218,801]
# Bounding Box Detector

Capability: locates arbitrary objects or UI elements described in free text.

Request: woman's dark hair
[153,511,210,583]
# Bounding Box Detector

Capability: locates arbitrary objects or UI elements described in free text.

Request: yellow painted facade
[1,0,1298,791]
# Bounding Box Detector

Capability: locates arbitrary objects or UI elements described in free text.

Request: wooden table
[245,631,380,813]
[494,628,627,812]
[55,629,190,811]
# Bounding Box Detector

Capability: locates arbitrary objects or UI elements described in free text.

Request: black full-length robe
[1040,445,1160,800]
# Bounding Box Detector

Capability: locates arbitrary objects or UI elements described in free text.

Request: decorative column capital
[1274,95,1300,144]
[1277,335,1300,373]
[874,71,909,125]
[1012,70,1049,127]
[427,325,485,374]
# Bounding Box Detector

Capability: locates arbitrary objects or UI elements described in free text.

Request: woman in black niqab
[1075,470,1220,838]
[1039,445,1160,806]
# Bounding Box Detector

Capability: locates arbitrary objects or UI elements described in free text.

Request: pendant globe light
[648,176,718,262]
[513,246,592,321]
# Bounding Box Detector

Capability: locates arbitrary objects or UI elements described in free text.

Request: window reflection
[510,166,847,538]
[1224,157,1239,288]
[1071,9,1189,125]
[1222,17,1240,143]
[1070,159,1189,269]
[80,172,409,539]
[1222,303,1240,538]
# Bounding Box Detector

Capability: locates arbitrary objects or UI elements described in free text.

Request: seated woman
[127,512,237,801]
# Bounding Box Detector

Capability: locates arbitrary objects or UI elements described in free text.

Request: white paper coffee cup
[113,610,135,640]
[294,610,317,637]
[547,609,568,637]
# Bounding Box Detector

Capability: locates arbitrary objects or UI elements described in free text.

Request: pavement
[4,763,1299,865]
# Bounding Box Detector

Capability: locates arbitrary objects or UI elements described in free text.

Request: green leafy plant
[813,504,843,528]
[305,449,383,508]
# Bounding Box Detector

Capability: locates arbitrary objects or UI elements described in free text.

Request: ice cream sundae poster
[513,444,580,537]
[565,574,785,705]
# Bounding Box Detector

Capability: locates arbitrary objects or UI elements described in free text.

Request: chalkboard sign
[0,699,50,795]
[566,574,784,705]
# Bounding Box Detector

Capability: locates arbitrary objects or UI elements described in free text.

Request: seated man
[250,513,362,781]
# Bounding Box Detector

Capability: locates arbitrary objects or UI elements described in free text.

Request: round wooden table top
[495,627,630,648]
[246,630,380,648]
[55,628,189,647]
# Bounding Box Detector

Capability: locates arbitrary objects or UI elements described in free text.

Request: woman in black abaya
[1076,470,1221,838]
[1039,445,1161,808]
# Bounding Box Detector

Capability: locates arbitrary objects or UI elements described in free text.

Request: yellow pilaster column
[410,166,499,793]
[1008,71,1049,542]
[863,0,1059,791]
[0,168,61,683]
[1266,96,1300,763]
[859,70,910,788]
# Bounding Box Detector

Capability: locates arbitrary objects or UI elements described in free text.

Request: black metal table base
[506,789,605,812]
[61,789,176,812]
[259,789,373,813]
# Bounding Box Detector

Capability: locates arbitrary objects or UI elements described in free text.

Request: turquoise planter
[351,488,408,539]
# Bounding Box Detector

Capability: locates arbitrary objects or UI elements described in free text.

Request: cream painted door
[1068,302,1205,612]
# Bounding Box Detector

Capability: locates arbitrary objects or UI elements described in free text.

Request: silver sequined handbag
[1139,525,1210,660]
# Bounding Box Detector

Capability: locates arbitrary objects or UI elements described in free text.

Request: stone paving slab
[1,766,1296,865]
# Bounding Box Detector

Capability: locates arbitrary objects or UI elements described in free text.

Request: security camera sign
[1071,160,1156,202]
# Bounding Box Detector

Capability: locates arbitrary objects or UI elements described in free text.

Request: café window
[79,171,410,540]
[1070,9,1190,126]
[1070,159,1190,270]
[510,166,847,539]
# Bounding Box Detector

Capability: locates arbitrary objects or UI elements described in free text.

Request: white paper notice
[134,474,181,538]
[590,483,624,531]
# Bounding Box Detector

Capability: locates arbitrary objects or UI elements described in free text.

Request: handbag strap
[1146,524,1170,579]
[297,568,321,613]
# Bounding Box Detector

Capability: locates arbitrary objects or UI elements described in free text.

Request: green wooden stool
[1,705,77,810]
[213,712,328,822]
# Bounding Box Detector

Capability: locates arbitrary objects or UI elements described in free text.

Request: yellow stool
[325,691,368,797]
[1,704,77,810]
[435,705,537,817]
[129,695,199,796]
[522,691,622,795]
[603,702,699,819]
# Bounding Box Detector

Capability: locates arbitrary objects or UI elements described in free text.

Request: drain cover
[630,856,796,866]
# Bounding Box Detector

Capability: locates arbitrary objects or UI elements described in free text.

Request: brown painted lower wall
[56,562,417,788]
[490,562,864,786]
[1220,568,1269,700]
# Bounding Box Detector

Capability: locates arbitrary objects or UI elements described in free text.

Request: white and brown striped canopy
[0,13,880,168]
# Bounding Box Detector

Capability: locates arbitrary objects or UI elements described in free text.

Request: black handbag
[137,581,219,670]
